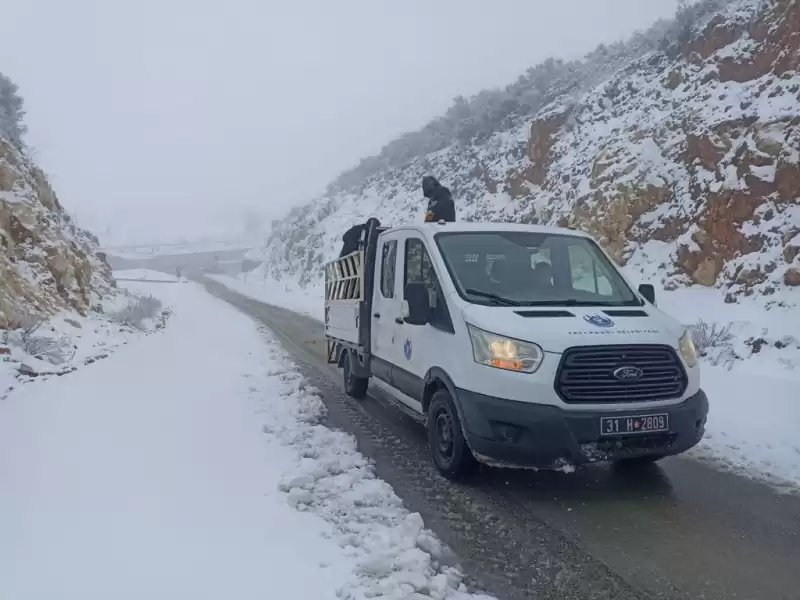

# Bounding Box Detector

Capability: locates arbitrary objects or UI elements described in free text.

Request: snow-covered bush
[108,292,163,330]
[687,319,738,369]
[2,307,75,365]
[21,335,75,365]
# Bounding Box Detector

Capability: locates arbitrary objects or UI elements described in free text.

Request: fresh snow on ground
[113,268,180,282]
[210,271,800,492]
[1,284,168,402]
[0,281,493,600]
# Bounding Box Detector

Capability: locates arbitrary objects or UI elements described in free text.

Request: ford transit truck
[323,218,709,479]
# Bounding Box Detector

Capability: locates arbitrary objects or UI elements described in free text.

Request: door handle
[373,313,381,319]
[394,317,404,324]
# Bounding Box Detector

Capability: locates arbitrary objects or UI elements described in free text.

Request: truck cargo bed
[324,250,364,347]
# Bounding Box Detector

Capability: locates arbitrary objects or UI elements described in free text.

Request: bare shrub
[108,292,163,330]
[687,319,738,369]
[2,306,75,364]
[688,319,734,353]
[22,335,75,364]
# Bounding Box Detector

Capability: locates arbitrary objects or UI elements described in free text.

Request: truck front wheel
[342,351,368,399]
[427,389,476,480]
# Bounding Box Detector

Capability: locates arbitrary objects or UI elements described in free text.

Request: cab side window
[404,238,453,332]
[380,240,397,298]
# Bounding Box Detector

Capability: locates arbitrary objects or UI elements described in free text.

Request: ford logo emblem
[613,366,644,381]
[584,314,614,328]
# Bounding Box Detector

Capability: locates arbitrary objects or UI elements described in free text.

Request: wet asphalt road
[204,279,800,600]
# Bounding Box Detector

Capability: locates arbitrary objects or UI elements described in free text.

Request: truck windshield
[435,231,642,307]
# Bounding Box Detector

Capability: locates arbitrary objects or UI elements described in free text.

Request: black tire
[342,351,368,399]
[427,389,476,480]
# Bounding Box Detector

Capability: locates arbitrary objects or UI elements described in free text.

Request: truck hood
[461,303,684,354]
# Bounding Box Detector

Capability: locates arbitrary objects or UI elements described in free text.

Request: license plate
[600,413,669,436]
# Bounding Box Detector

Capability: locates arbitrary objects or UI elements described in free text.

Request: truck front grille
[555,345,687,404]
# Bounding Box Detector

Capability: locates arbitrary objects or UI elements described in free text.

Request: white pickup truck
[324,219,709,479]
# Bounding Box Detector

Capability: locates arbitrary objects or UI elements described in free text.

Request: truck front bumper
[455,388,709,468]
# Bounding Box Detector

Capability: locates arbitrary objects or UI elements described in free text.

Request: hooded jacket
[339,223,366,257]
[422,176,455,222]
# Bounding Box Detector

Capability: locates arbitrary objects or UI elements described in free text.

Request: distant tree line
[0,72,26,147]
[327,0,731,195]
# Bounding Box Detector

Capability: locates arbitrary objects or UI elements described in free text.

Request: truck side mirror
[403,283,429,325]
[638,283,656,305]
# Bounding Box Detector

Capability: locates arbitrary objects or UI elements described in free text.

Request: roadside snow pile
[0,282,170,400]
[689,366,800,492]
[256,335,493,600]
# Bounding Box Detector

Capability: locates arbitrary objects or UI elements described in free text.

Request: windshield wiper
[520,299,643,307]
[464,289,522,306]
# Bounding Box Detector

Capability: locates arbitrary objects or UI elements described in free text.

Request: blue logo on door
[584,314,614,328]
[403,338,412,361]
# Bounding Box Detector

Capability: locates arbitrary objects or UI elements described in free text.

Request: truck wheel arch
[423,367,472,446]
[423,367,461,414]
[336,346,346,368]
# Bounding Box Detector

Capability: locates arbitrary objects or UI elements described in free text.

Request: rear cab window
[380,240,397,298]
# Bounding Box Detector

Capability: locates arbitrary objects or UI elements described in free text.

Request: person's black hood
[422,175,440,198]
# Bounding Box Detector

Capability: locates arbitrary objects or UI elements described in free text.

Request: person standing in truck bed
[338,218,382,257]
[422,175,455,223]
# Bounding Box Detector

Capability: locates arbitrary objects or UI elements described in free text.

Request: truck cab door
[370,231,403,385]
[393,235,455,411]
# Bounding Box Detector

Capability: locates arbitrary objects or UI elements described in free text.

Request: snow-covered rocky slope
[0,137,115,327]
[0,76,159,392]
[255,0,799,307]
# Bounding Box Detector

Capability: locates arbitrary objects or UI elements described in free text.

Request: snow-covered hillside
[0,73,157,394]
[223,0,800,488]
[255,0,799,306]
[0,136,115,327]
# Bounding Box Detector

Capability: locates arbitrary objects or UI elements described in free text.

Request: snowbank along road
[204,277,800,600]
[0,280,494,600]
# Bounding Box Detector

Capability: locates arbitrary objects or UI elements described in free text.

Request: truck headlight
[679,329,698,368]
[467,324,543,373]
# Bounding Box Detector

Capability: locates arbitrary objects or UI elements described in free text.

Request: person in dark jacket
[339,223,366,257]
[338,218,382,257]
[422,175,455,222]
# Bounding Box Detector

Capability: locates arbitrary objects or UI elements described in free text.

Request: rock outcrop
[257,0,799,306]
[0,137,114,329]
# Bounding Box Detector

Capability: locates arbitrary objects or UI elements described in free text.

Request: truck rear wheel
[427,389,476,480]
[342,351,368,399]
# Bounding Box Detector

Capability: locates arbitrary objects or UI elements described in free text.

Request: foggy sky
[0,0,679,246]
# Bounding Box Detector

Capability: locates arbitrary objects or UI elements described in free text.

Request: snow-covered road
[0,282,488,600]
[210,273,800,491]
